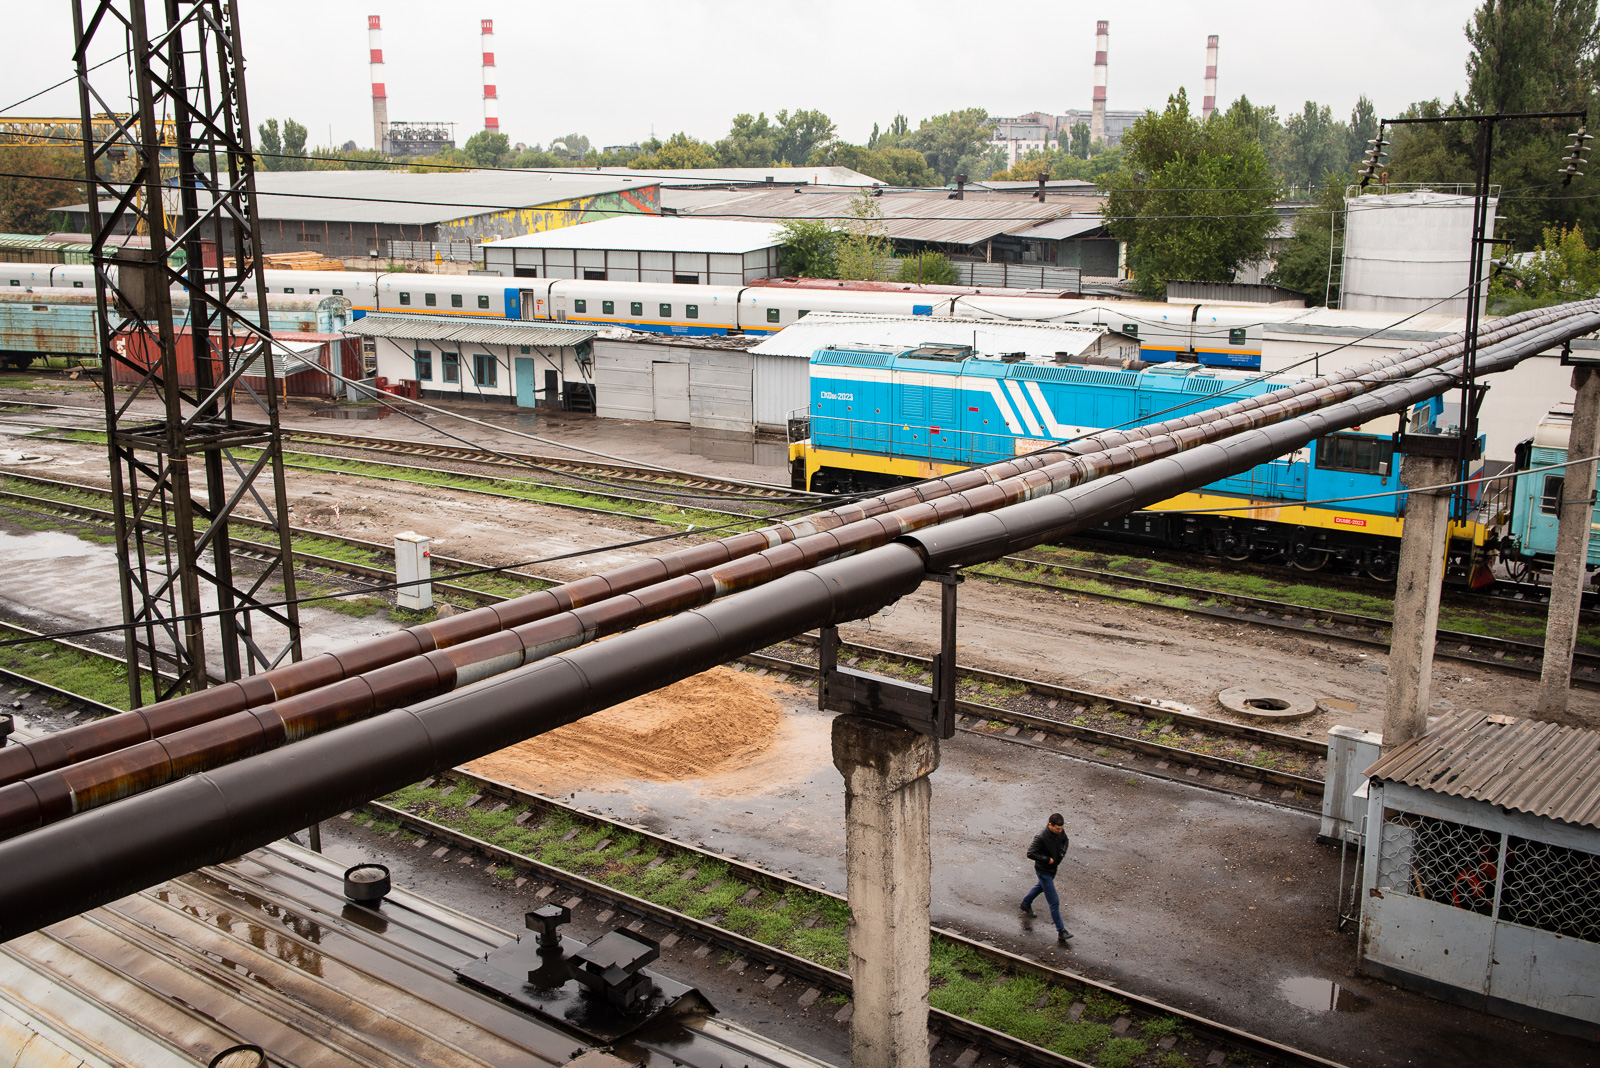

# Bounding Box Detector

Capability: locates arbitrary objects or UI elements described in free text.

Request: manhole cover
[0,451,50,465]
[1217,686,1317,721]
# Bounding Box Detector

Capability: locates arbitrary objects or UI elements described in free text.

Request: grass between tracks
[0,623,147,710]
[365,776,1246,1068]
[990,544,1600,652]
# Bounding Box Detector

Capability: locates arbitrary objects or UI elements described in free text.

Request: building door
[514,358,538,408]
[652,361,690,424]
[544,369,559,408]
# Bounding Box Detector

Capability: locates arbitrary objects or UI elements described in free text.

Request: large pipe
[480,18,497,133]
[0,302,1588,797]
[2,307,1593,836]
[4,313,1592,939]
[1091,20,1109,146]
[368,15,388,153]
[1202,35,1219,121]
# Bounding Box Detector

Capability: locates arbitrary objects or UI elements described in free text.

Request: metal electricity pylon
[73,0,301,707]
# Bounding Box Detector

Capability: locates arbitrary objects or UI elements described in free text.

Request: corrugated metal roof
[1009,216,1107,241]
[749,311,1117,360]
[486,216,784,253]
[344,314,595,346]
[1366,710,1600,831]
[681,189,1105,247]
[238,340,327,378]
[582,165,883,187]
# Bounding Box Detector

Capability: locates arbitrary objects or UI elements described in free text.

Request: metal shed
[482,217,784,285]
[1359,710,1600,1037]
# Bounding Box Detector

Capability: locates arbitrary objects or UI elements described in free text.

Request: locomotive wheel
[1289,546,1331,572]
[1364,553,1399,582]
[1220,539,1254,562]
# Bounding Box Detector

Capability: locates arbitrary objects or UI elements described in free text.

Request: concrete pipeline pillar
[832,715,940,1068]
[1383,453,1458,750]
[1539,367,1600,716]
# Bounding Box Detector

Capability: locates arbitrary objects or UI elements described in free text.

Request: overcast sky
[10,1,1484,152]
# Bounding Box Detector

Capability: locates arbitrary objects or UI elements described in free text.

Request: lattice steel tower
[73,0,301,706]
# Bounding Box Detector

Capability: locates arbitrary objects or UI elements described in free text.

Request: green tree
[1067,121,1092,160]
[257,118,282,168]
[462,130,511,168]
[774,109,836,165]
[1490,223,1600,310]
[0,147,82,233]
[715,113,778,167]
[1103,88,1278,298]
[1281,102,1343,195]
[631,132,719,170]
[258,118,310,170]
[902,108,994,182]
[1345,96,1380,177]
[895,251,960,285]
[809,143,938,186]
[835,193,893,280]
[1268,183,1346,304]
[550,133,590,157]
[776,217,839,277]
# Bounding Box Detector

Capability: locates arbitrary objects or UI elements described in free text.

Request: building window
[424,292,437,306]
[451,293,463,308]
[473,353,497,386]
[584,269,607,281]
[1541,475,1564,515]
[477,294,489,309]
[659,303,672,318]
[631,301,643,316]
[575,299,587,313]
[603,300,615,315]
[414,349,433,380]
[673,273,698,284]
[442,353,459,383]
[399,292,411,305]
[1315,433,1393,475]
[766,307,780,323]
[685,304,699,319]
[520,346,530,354]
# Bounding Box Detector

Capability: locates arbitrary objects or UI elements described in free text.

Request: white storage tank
[1340,190,1494,316]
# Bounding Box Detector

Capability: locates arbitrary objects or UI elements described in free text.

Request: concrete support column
[1539,367,1600,716]
[1383,453,1457,750]
[831,715,940,1068]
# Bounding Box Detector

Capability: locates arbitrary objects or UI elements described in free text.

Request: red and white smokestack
[1091,20,1108,147]
[1203,35,1219,121]
[481,19,498,133]
[368,15,388,153]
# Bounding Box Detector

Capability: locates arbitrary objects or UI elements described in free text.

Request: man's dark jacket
[1027,827,1068,876]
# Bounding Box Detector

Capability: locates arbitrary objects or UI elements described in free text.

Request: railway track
[970,553,1600,688]
[356,769,1340,1068]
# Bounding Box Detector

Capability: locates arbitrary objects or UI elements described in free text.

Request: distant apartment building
[989,109,1143,167]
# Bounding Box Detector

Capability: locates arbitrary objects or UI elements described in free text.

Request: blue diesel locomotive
[794,342,1489,579]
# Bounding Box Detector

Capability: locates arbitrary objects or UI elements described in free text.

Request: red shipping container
[111,329,358,399]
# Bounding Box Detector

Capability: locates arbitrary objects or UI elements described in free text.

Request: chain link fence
[1376,811,1600,942]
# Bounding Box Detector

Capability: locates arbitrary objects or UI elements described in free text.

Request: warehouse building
[482,217,784,285]
[56,171,663,263]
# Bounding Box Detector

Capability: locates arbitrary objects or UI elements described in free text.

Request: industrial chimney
[368,15,387,153]
[1091,20,1108,146]
[1202,35,1219,121]
[481,19,498,134]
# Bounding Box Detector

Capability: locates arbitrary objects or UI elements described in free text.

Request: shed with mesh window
[1360,711,1600,1037]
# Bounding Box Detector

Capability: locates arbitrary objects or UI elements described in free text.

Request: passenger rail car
[1,262,1268,368]
[1501,406,1600,583]
[794,343,1489,579]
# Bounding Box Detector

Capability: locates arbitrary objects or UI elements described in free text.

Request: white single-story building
[344,313,598,409]
[481,216,784,285]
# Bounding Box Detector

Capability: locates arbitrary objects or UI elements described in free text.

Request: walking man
[1020,812,1072,945]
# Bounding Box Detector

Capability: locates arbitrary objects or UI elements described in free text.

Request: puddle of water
[1278,976,1368,1013]
[0,529,114,563]
[310,407,393,420]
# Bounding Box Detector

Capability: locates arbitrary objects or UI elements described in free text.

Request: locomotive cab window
[767,307,781,323]
[451,293,463,308]
[631,301,643,316]
[477,295,490,309]
[1541,475,1565,515]
[1315,433,1393,475]
[1228,328,1247,345]
[602,300,615,315]
[574,299,587,313]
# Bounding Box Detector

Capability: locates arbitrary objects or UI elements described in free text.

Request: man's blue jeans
[1022,871,1063,930]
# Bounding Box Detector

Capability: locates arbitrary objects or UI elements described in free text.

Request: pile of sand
[468,665,783,787]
